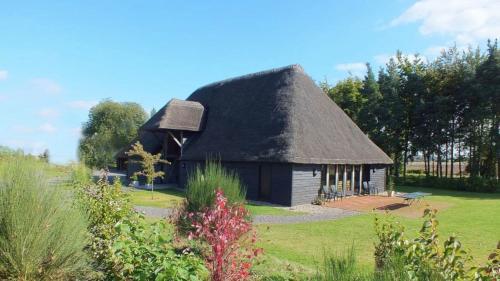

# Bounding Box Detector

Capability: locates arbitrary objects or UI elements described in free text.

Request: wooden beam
[351,165,355,194]
[326,165,330,192]
[334,165,339,192]
[359,165,363,194]
[167,131,182,147]
[343,165,347,196]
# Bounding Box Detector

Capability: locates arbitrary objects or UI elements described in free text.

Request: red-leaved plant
[188,189,262,281]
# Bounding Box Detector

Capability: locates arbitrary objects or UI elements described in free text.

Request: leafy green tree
[359,63,383,143]
[38,149,50,163]
[325,77,364,122]
[150,107,157,117]
[78,100,147,168]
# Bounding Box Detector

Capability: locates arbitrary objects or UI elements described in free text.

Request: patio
[323,194,451,218]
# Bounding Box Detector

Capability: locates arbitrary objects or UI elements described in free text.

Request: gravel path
[134,206,174,218]
[253,207,359,224]
[135,204,360,224]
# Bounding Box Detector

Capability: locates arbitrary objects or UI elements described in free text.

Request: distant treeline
[321,40,499,179]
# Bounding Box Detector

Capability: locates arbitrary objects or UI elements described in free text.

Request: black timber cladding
[291,164,321,206]
[179,161,293,206]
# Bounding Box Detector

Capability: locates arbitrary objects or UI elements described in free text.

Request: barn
[117,65,393,206]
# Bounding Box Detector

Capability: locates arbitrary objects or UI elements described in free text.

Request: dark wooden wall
[179,161,293,205]
[291,164,321,205]
[176,161,387,206]
[368,164,386,192]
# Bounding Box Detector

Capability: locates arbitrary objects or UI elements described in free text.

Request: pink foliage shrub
[188,189,262,281]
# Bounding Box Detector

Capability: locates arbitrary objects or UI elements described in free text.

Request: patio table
[397,192,432,205]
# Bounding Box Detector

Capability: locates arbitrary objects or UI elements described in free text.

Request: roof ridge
[194,64,304,92]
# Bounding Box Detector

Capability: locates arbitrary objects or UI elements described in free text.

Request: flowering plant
[188,189,262,281]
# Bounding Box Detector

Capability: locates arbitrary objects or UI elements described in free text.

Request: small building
[117,65,393,206]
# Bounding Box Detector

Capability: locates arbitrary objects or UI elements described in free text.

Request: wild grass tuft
[0,156,91,280]
[186,160,246,212]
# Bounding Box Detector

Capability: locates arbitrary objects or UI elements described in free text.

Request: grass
[125,188,186,208]
[126,187,301,216]
[255,185,500,273]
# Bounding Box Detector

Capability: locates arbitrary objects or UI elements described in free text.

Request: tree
[126,142,170,198]
[78,100,147,168]
[39,149,50,163]
[150,107,157,117]
[359,63,383,142]
[324,77,364,122]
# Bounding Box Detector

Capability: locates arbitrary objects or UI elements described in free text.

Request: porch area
[323,194,451,218]
[319,164,384,200]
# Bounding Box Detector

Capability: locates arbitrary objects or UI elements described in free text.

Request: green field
[125,187,300,216]
[255,186,500,275]
[125,185,500,275]
[125,188,186,208]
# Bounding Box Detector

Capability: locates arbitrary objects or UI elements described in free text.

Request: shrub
[313,247,409,281]
[73,178,135,276]
[74,176,208,280]
[374,209,499,280]
[395,175,499,193]
[186,160,246,213]
[0,157,91,280]
[110,218,207,280]
[189,190,261,281]
[69,162,93,185]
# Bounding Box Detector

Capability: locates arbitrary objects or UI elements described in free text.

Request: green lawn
[126,188,300,216]
[125,188,186,208]
[256,186,500,273]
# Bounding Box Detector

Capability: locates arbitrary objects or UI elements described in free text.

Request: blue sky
[0,0,498,163]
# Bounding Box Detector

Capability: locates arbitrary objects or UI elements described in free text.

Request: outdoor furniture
[397,192,432,205]
[362,182,370,194]
[365,182,381,195]
[321,185,343,201]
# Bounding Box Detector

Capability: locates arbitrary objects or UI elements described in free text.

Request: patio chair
[368,182,382,195]
[362,182,370,194]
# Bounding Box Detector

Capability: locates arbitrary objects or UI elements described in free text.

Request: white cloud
[0,94,6,102]
[31,78,62,94]
[390,0,500,45]
[334,62,367,77]
[0,70,8,81]
[67,100,97,110]
[38,123,57,133]
[37,108,60,118]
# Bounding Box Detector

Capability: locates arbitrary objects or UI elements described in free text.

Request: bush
[312,247,409,281]
[74,176,208,280]
[186,160,246,213]
[374,209,499,280]
[395,175,499,193]
[188,190,261,281]
[0,157,91,280]
[73,178,135,276]
[111,218,208,280]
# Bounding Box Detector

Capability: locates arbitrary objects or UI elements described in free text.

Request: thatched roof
[141,99,204,132]
[181,64,393,165]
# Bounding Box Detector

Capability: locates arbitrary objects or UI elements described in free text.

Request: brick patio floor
[323,195,448,218]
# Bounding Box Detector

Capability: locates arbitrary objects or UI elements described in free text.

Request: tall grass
[313,248,411,281]
[0,156,91,280]
[186,160,246,212]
